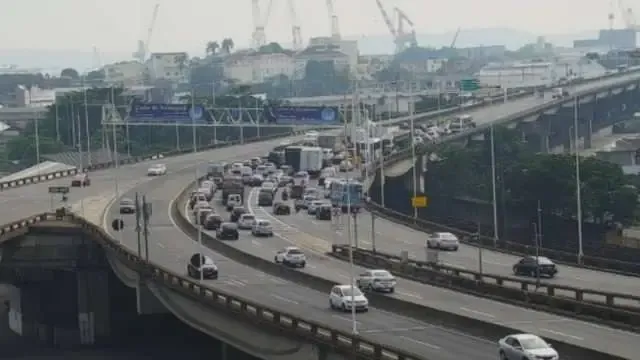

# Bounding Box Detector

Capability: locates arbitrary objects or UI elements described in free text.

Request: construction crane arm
[395,7,414,26]
[144,3,160,61]
[375,0,397,37]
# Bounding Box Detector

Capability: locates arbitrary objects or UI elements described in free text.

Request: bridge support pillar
[583,111,594,150]
[77,270,111,345]
[136,280,168,314]
[220,342,228,360]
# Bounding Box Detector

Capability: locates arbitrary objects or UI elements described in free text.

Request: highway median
[328,244,640,332]
[170,175,625,360]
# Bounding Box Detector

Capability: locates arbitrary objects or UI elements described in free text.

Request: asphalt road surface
[162,175,638,360]
[105,169,498,360]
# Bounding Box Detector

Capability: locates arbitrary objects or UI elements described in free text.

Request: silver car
[498,334,558,360]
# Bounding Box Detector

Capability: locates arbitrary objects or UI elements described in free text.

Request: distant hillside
[0,28,600,70]
[349,28,598,54]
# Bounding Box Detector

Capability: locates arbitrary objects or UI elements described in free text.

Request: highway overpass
[0,71,640,360]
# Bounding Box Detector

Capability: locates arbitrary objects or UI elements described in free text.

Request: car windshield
[372,271,392,278]
[288,249,303,254]
[342,288,363,297]
[120,199,134,205]
[222,223,237,229]
[258,221,271,226]
[536,257,554,265]
[242,215,255,221]
[519,337,548,350]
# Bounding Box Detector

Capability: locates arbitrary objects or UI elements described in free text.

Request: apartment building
[148,52,190,84]
[223,51,295,84]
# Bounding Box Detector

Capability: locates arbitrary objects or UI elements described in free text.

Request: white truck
[551,87,569,100]
[301,147,324,177]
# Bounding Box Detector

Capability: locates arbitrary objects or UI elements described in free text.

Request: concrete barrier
[329,245,640,332]
[169,177,623,360]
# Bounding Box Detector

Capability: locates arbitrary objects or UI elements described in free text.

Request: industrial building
[574,29,637,50]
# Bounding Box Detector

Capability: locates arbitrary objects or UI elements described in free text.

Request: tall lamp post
[573,96,584,264]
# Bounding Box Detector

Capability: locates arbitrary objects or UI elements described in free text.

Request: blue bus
[330,179,363,212]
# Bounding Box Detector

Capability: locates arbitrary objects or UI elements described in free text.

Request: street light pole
[490,125,499,246]
[83,77,92,166]
[573,96,584,264]
[346,179,357,336]
[409,86,418,219]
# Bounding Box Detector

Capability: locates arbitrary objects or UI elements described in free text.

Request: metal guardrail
[366,202,640,276]
[330,245,640,331]
[2,70,630,193]
[366,71,640,276]
[0,129,311,192]
[169,176,621,360]
[0,213,423,360]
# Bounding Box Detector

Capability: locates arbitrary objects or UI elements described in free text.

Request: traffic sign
[48,186,70,194]
[411,195,428,208]
[460,78,480,91]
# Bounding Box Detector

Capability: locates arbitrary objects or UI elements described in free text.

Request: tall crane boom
[252,0,273,48]
[288,0,303,50]
[133,2,160,63]
[394,7,417,51]
[325,0,341,40]
[375,0,397,37]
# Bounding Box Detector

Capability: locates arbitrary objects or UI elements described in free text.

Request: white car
[357,269,396,293]
[307,200,325,215]
[252,219,274,237]
[238,214,256,229]
[498,334,558,360]
[192,201,211,217]
[274,246,306,267]
[261,181,277,194]
[147,164,167,176]
[329,285,369,312]
[426,232,460,251]
[187,254,218,280]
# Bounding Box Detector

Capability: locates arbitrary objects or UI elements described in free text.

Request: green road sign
[48,186,70,194]
[460,78,480,91]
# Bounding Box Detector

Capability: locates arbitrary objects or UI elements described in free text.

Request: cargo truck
[301,147,324,177]
[221,176,244,206]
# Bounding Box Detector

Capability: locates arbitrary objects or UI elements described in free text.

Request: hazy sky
[0,0,624,54]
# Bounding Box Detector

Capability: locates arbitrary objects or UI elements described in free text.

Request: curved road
[265,178,640,303]
[104,165,497,360]
[167,183,636,360]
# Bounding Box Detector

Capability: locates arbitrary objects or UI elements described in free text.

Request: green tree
[221,38,234,53]
[5,135,66,166]
[206,41,219,55]
[258,42,284,53]
[61,68,79,79]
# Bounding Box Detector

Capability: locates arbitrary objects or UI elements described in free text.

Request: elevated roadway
[1,72,640,358]
[103,167,497,360]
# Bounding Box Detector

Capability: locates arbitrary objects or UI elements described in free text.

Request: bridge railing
[4,69,637,193]
[364,72,640,276]
[329,245,640,331]
[0,212,423,360]
[0,127,315,192]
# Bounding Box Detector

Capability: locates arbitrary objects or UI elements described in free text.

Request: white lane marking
[540,328,584,341]
[337,274,350,280]
[397,291,423,299]
[482,260,511,266]
[225,279,247,287]
[442,262,466,270]
[331,314,361,325]
[363,326,427,334]
[460,307,495,319]
[251,240,263,247]
[399,336,441,350]
[270,294,299,305]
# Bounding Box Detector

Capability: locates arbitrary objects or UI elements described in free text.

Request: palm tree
[206,41,219,55]
[221,38,234,54]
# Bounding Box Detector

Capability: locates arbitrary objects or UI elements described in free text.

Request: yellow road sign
[412,196,428,208]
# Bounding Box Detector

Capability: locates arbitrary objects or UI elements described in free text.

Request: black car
[230,207,248,222]
[187,253,218,279]
[273,202,291,215]
[294,199,306,211]
[513,256,558,278]
[258,191,274,206]
[315,205,332,220]
[203,213,223,230]
[216,222,239,240]
[249,175,263,187]
[197,208,213,225]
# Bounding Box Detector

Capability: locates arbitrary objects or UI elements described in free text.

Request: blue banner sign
[129,103,206,123]
[265,106,341,125]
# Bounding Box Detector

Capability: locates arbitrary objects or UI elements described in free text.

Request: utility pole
[371,213,377,253]
[134,193,152,261]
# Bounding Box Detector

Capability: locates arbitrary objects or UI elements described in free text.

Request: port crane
[251,0,274,48]
[617,0,638,29]
[374,0,417,53]
[325,0,341,40]
[133,2,160,63]
[288,0,303,50]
